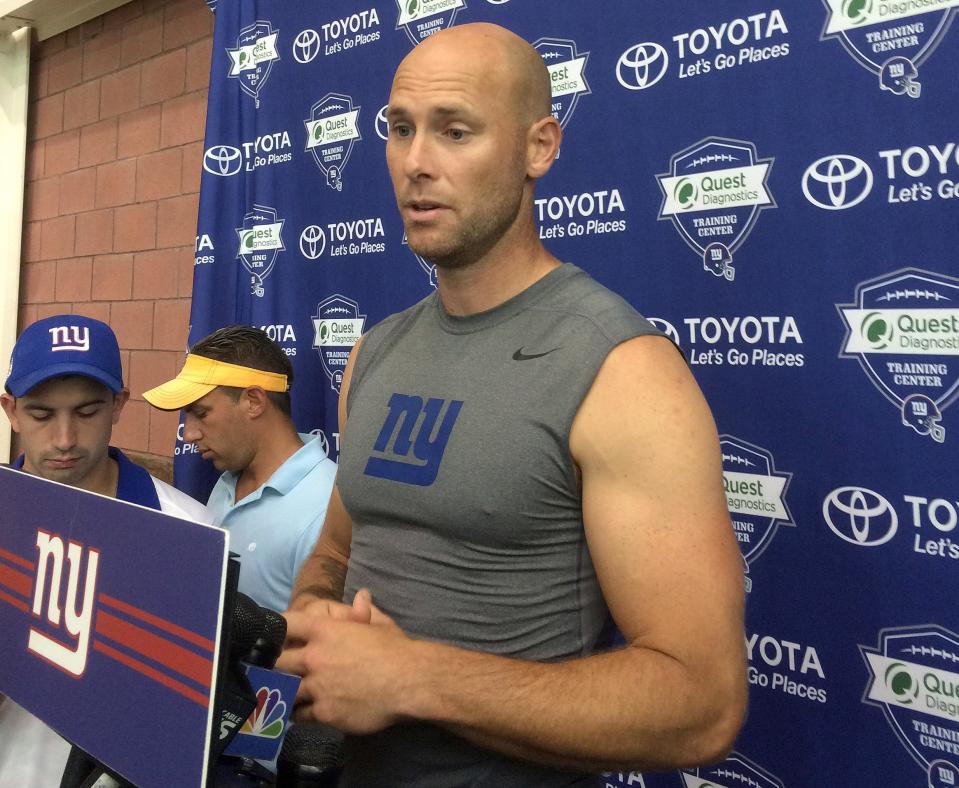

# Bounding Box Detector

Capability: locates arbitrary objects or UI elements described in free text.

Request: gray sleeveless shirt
[338,264,660,787]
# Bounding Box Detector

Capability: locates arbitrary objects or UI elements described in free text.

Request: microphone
[221,597,300,765]
[276,722,344,787]
[246,603,287,668]
[210,593,271,762]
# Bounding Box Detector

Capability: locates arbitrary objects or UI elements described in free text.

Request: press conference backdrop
[177,1,959,785]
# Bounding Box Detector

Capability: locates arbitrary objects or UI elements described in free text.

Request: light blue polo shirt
[207,433,337,613]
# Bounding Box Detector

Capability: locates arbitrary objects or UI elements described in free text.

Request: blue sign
[0,467,228,788]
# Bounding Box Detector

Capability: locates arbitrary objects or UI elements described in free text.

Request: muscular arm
[281,335,747,770]
[288,337,364,609]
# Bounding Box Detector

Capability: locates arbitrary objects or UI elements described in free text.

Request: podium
[0,466,230,788]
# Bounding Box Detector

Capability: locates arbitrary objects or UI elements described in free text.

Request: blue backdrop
[178,1,959,785]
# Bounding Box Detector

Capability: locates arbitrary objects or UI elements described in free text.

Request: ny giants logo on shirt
[364,393,463,486]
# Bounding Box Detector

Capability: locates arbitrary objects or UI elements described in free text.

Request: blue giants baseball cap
[5,315,124,397]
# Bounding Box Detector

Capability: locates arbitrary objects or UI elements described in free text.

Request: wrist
[393,638,448,723]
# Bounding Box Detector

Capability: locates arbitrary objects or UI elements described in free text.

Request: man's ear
[526,115,562,179]
[0,393,20,432]
[243,386,269,419]
[112,389,130,425]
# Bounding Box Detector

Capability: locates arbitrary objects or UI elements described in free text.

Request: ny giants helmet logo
[657,137,775,282]
[837,268,959,442]
[820,0,959,98]
[861,625,959,784]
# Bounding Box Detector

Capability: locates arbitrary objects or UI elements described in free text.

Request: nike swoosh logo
[512,347,561,361]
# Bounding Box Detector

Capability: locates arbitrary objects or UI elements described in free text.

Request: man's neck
[73,455,120,498]
[234,423,304,502]
[435,220,561,316]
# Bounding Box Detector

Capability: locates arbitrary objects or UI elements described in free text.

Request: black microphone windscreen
[277,722,344,786]
[230,592,267,660]
[245,602,287,668]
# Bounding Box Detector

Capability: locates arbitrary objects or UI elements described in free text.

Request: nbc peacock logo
[241,687,288,738]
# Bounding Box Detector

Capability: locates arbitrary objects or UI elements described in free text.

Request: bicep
[572,336,744,664]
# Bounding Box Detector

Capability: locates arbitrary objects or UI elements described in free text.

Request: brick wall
[19,0,213,469]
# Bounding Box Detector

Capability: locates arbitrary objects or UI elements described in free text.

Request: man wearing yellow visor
[143,325,337,612]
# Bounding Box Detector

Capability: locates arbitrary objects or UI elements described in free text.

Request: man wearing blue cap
[0,314,212,786]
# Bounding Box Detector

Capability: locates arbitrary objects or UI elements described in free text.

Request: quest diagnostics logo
[227,21,280,107]
[312,295,366,392]
[838,268,959,442]
[862,625,959,783]
[305,93,362,191]
[820,0,959,98]
[680,752,784,788]
[533,38,590,133]
[720,436,793,593]
[657,137,775,282]
[236,205,284,298]
[395,0,466,46]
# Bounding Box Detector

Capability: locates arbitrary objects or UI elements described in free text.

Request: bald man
[279,23,746,786]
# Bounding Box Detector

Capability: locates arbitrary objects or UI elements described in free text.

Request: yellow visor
[142,354,288,410]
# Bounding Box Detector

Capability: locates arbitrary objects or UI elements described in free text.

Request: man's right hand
[283,587,373,641]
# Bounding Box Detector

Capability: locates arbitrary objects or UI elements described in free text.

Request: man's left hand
[278,592,418,734]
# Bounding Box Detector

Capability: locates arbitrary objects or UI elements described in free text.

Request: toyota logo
[802,155,873,210]
[299,225,326,259]
[647,317,681,346]
[616,42,669,91]
[294,29,321,64]
[375,104,389,142]
[309,428,330,456]
[822,486,898,546]
[203,145,242,177]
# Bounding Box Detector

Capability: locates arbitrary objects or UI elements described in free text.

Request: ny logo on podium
[28,530,100,676]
